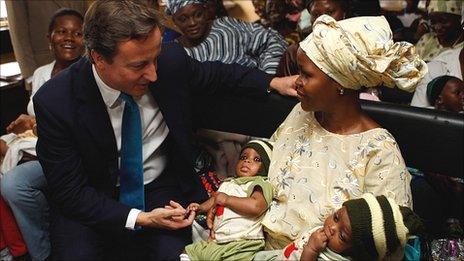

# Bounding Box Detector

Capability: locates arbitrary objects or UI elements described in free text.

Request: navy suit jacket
[33,43,273,232]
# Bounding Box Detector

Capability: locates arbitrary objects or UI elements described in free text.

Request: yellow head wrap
[427,0,462,16]
[299,15,427,92]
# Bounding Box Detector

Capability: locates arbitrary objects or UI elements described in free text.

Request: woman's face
[437,78,464,113]
[295,48,340,112]
[173,3,210,42]
[49,15,84,63]
[309,0,346,25]
[429,12,462,42]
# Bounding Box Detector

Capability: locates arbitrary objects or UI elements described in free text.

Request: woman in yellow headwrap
[261,14,427,249]
[415,0,463,62]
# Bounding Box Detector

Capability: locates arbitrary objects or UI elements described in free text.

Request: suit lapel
[74,58,119,174]
[150,74,193,164]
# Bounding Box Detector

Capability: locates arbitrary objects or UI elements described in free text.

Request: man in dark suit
[33,0,295,260]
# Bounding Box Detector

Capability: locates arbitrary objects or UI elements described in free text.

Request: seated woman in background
[167,0,287,75]
[0,7,84,160]
[261,15,427,249]
[426,75,464,113]
[415,0,463,62]
[0,8,83,261]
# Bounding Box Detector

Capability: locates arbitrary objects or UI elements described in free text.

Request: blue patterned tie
[119,93,144,211]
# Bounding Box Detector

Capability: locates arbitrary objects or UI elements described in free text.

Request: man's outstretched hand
[136,200,195,230]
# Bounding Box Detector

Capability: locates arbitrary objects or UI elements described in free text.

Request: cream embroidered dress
[262,104,413,247]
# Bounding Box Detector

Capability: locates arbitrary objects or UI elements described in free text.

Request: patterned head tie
[299,15,427,92]
[427,0,462,16]
[165,0,206,15]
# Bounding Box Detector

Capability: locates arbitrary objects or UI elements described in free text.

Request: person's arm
[0,139,8,158]
[165,42,296,98]
[206,188,268,231]
[363,137,413,208]
[300,228,328,261]
[215,187,268,218]
[187,196,216,214]
[35,93,131,231]
[136,200,195,229]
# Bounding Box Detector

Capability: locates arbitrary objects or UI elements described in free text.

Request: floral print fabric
[299,15,427,92]
[261,104,413,245]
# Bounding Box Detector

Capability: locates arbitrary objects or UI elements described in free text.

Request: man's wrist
[134,211,146,227]
[268,78,277,93]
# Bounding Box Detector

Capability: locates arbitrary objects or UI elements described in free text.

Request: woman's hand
[6,114,36,134]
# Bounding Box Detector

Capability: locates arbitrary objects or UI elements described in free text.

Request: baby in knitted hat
[181,140,274,261]
[280,193,424,261]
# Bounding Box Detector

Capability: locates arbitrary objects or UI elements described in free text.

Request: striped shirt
[183,16,288,74]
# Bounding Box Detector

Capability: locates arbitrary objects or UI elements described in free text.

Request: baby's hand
[187,203,200,213]
[214,192,228,206]
[305,228,328,254]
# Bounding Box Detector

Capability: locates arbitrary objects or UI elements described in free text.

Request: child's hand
[214,192,228,206]
[207,206,216,229]
[187,203,200,213]
[305,228,328,254]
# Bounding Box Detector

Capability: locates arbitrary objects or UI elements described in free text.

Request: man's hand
[269,75,298,97]
[136,200,195,230]
[6,114,36,134]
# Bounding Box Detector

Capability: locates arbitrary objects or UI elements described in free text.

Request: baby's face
[236,148,262,177]
[323,206,353,255]
[440,79,464,113]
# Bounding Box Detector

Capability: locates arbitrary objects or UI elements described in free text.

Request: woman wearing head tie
[261,14,428,249]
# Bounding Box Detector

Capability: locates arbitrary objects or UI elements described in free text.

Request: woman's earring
[338,88,344,95]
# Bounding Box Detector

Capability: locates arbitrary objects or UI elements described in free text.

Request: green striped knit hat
[240,140,273,177]
[343,193,411,260]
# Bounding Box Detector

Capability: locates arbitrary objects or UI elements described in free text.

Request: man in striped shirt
[167,0,288,75]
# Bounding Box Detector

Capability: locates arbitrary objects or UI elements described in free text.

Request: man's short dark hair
[48,8,84,35]
[83,0,161,63]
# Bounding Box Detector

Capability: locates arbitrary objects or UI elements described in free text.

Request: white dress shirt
[92,65,169,229]
[27,61,55,116]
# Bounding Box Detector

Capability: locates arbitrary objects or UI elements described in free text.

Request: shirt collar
[92,65,121,108]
